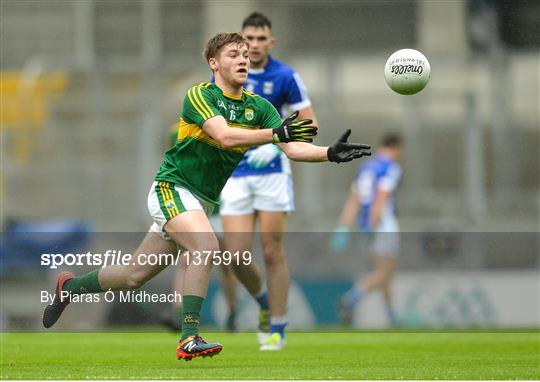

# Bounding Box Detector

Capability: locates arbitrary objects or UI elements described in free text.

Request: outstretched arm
[203,116,273,148]
[246,107,320,169]
[202,111,317,149]
[278,129,371,163]
[277,141,328,162]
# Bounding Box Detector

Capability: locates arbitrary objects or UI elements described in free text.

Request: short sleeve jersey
[352,154,402,231]
[155,82,282,205]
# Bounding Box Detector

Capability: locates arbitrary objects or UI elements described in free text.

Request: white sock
[270,315,287,326]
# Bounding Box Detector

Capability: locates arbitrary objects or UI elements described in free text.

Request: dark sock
[63,269,102,295]
[254,290,269,310]
[342,286,363,307]
[181,295,204,340]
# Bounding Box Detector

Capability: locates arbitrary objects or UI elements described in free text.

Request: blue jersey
[353,154,402,231]
[232,55,311,177]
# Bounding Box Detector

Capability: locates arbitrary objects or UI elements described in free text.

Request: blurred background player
[219,12,319,350]
[332,133,403,326]
[161,123,239,332]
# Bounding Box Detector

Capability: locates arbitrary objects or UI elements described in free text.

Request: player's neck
[214,77,243,98]
[379,149,396,161]
[250,55,270,70]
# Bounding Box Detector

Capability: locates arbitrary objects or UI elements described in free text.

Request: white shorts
[219,173,294,215]
[147,181,214,240]
[371,232,400,257]
[209,215,223,237]
[372,218,400,257]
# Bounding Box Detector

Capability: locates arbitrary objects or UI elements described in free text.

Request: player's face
[392,146,403,161]
[242,26,274,67]
[212,43,250,87]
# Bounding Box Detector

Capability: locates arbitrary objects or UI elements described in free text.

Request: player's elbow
[220,137,237,149]
[214,131,235,149]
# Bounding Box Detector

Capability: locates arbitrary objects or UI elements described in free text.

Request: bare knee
[381,267,395,285]
[202,240,220,258]
[368,270,388,289]
[193,235,220,254]
[186,239,220,273]
[262,237,285,269]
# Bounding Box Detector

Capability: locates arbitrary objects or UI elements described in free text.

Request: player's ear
[269,35,275,50]
[208,57,218,72]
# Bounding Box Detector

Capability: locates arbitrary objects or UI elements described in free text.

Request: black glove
[272,111,318,143]
[327,129,371,163]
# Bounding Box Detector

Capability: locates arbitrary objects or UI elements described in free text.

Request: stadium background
[1,0,538,331]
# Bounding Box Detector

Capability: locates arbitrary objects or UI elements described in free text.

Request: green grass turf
[1,331,538,379]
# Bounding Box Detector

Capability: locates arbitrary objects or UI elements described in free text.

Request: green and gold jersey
[155,82,282,205]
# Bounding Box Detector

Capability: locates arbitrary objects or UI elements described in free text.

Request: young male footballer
[42,32,371,361]
[160,123,239,333]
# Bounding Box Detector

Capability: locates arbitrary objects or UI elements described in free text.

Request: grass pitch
[1,331,538,379]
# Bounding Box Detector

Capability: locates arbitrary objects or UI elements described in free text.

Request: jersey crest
[245,108,254,121]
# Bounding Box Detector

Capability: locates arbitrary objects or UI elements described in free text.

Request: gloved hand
[327,130,371,163]
[272,110,317,143]
[330,226,352,252]
[247,144,281,169]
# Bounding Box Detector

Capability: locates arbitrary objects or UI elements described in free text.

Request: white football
[384,49,430,95]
